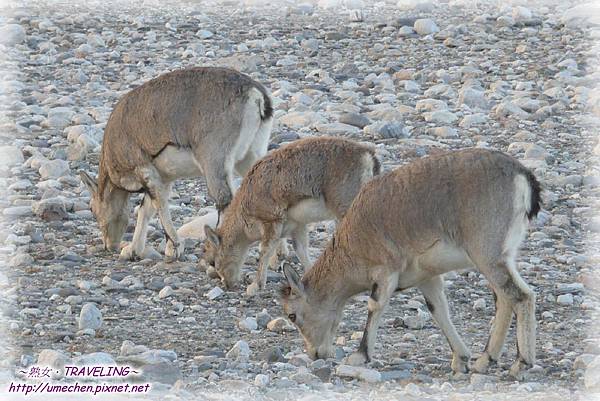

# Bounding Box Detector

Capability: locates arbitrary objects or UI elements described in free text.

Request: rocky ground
[1,0,600,399]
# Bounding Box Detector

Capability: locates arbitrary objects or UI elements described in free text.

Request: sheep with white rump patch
[80,67,273,261]
[204,136,380,296]
[281,148,542,379]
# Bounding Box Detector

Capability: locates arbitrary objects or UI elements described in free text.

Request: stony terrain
[1,0,600,399]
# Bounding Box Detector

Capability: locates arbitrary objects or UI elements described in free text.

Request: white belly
[399,241,474,289]
[153,146,203,180]
[287,197,336,224]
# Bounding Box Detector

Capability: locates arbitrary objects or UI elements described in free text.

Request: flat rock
[336,365,381,382]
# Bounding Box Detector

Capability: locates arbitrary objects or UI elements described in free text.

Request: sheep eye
[288,314,296,322]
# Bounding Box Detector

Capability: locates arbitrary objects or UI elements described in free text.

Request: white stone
[494,102,530,119]
[398,26,415,36]
[541,311,554,320]
[544,87,566,99]
[122,349,177,364]
[9,253,34,267]
[279,111,326,128]
[562,3,600,28]
[39,159,69,179]
[416,99,448,112]
[414,19,440,36]
[585,356,600,390]
[0,146,24,167]
[197,30,214,39]
[267,317,296,332]
[473,298,486,311]
[318,0,342,9]
[557,294,574,305]
[72,352,115,365]
[239,317,258,331]
[3,206,32,218]
[497,15,515,27]
[226,340,251,360]
[344,0,365,10]
[78,303,102,330]
[404,80,420,93]
[120,340,150,356]
[460,113,488,128]
[254,374,270,387]
[159,286,175,299]
[315,122,361,135]
[397,0,435,12]
[87,34,105,47]
[38,349,70,369]
[0,24,26,45]
[423,111,458,124]
[431,126,458,138]
[404,309,429,329]
[33,198,68,221]
[336,365,381,382]
[512,6,532,22]
[458,87,488,109]
[205,287,224,300]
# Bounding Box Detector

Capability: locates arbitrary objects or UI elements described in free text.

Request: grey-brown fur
[80,67,273,260]
[204,136,379,295]
[282,148,541,378]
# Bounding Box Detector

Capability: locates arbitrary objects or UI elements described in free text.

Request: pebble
[33,198,68,221]
[254,374,270,387]
[335,364,381,383]
[9,253,34,267]
[413,19,439,36]
[239,317,258,331]
[226,340,251,361]
[404,309,429,330]
[260,347,287,363]
[3,206,33,218]
[39,160,70,179]
[256,309,272,329]
[422,111,458,124]
[338,112,370,129]
[205,287,224,300]
[557,294,574,305]
[158,286,175,299]
[72,352,115,365]
[0,146,24,166]
[473,298,486,311]
[37,349,70,370]
[267,317,296,333]
[0,24,26,45]
[78,303,102,330]
[458,87,489,110]
[584,356,600,390]
[430,126,458,139]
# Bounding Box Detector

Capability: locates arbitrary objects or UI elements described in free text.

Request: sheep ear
[79,171,98,195]
[283,264,304,295]
[204,225,220,246]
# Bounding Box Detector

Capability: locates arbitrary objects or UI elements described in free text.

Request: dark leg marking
[357,283,380,361]
[426,299,435,313]
[357,316,371,362]
[371,283,379,302]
